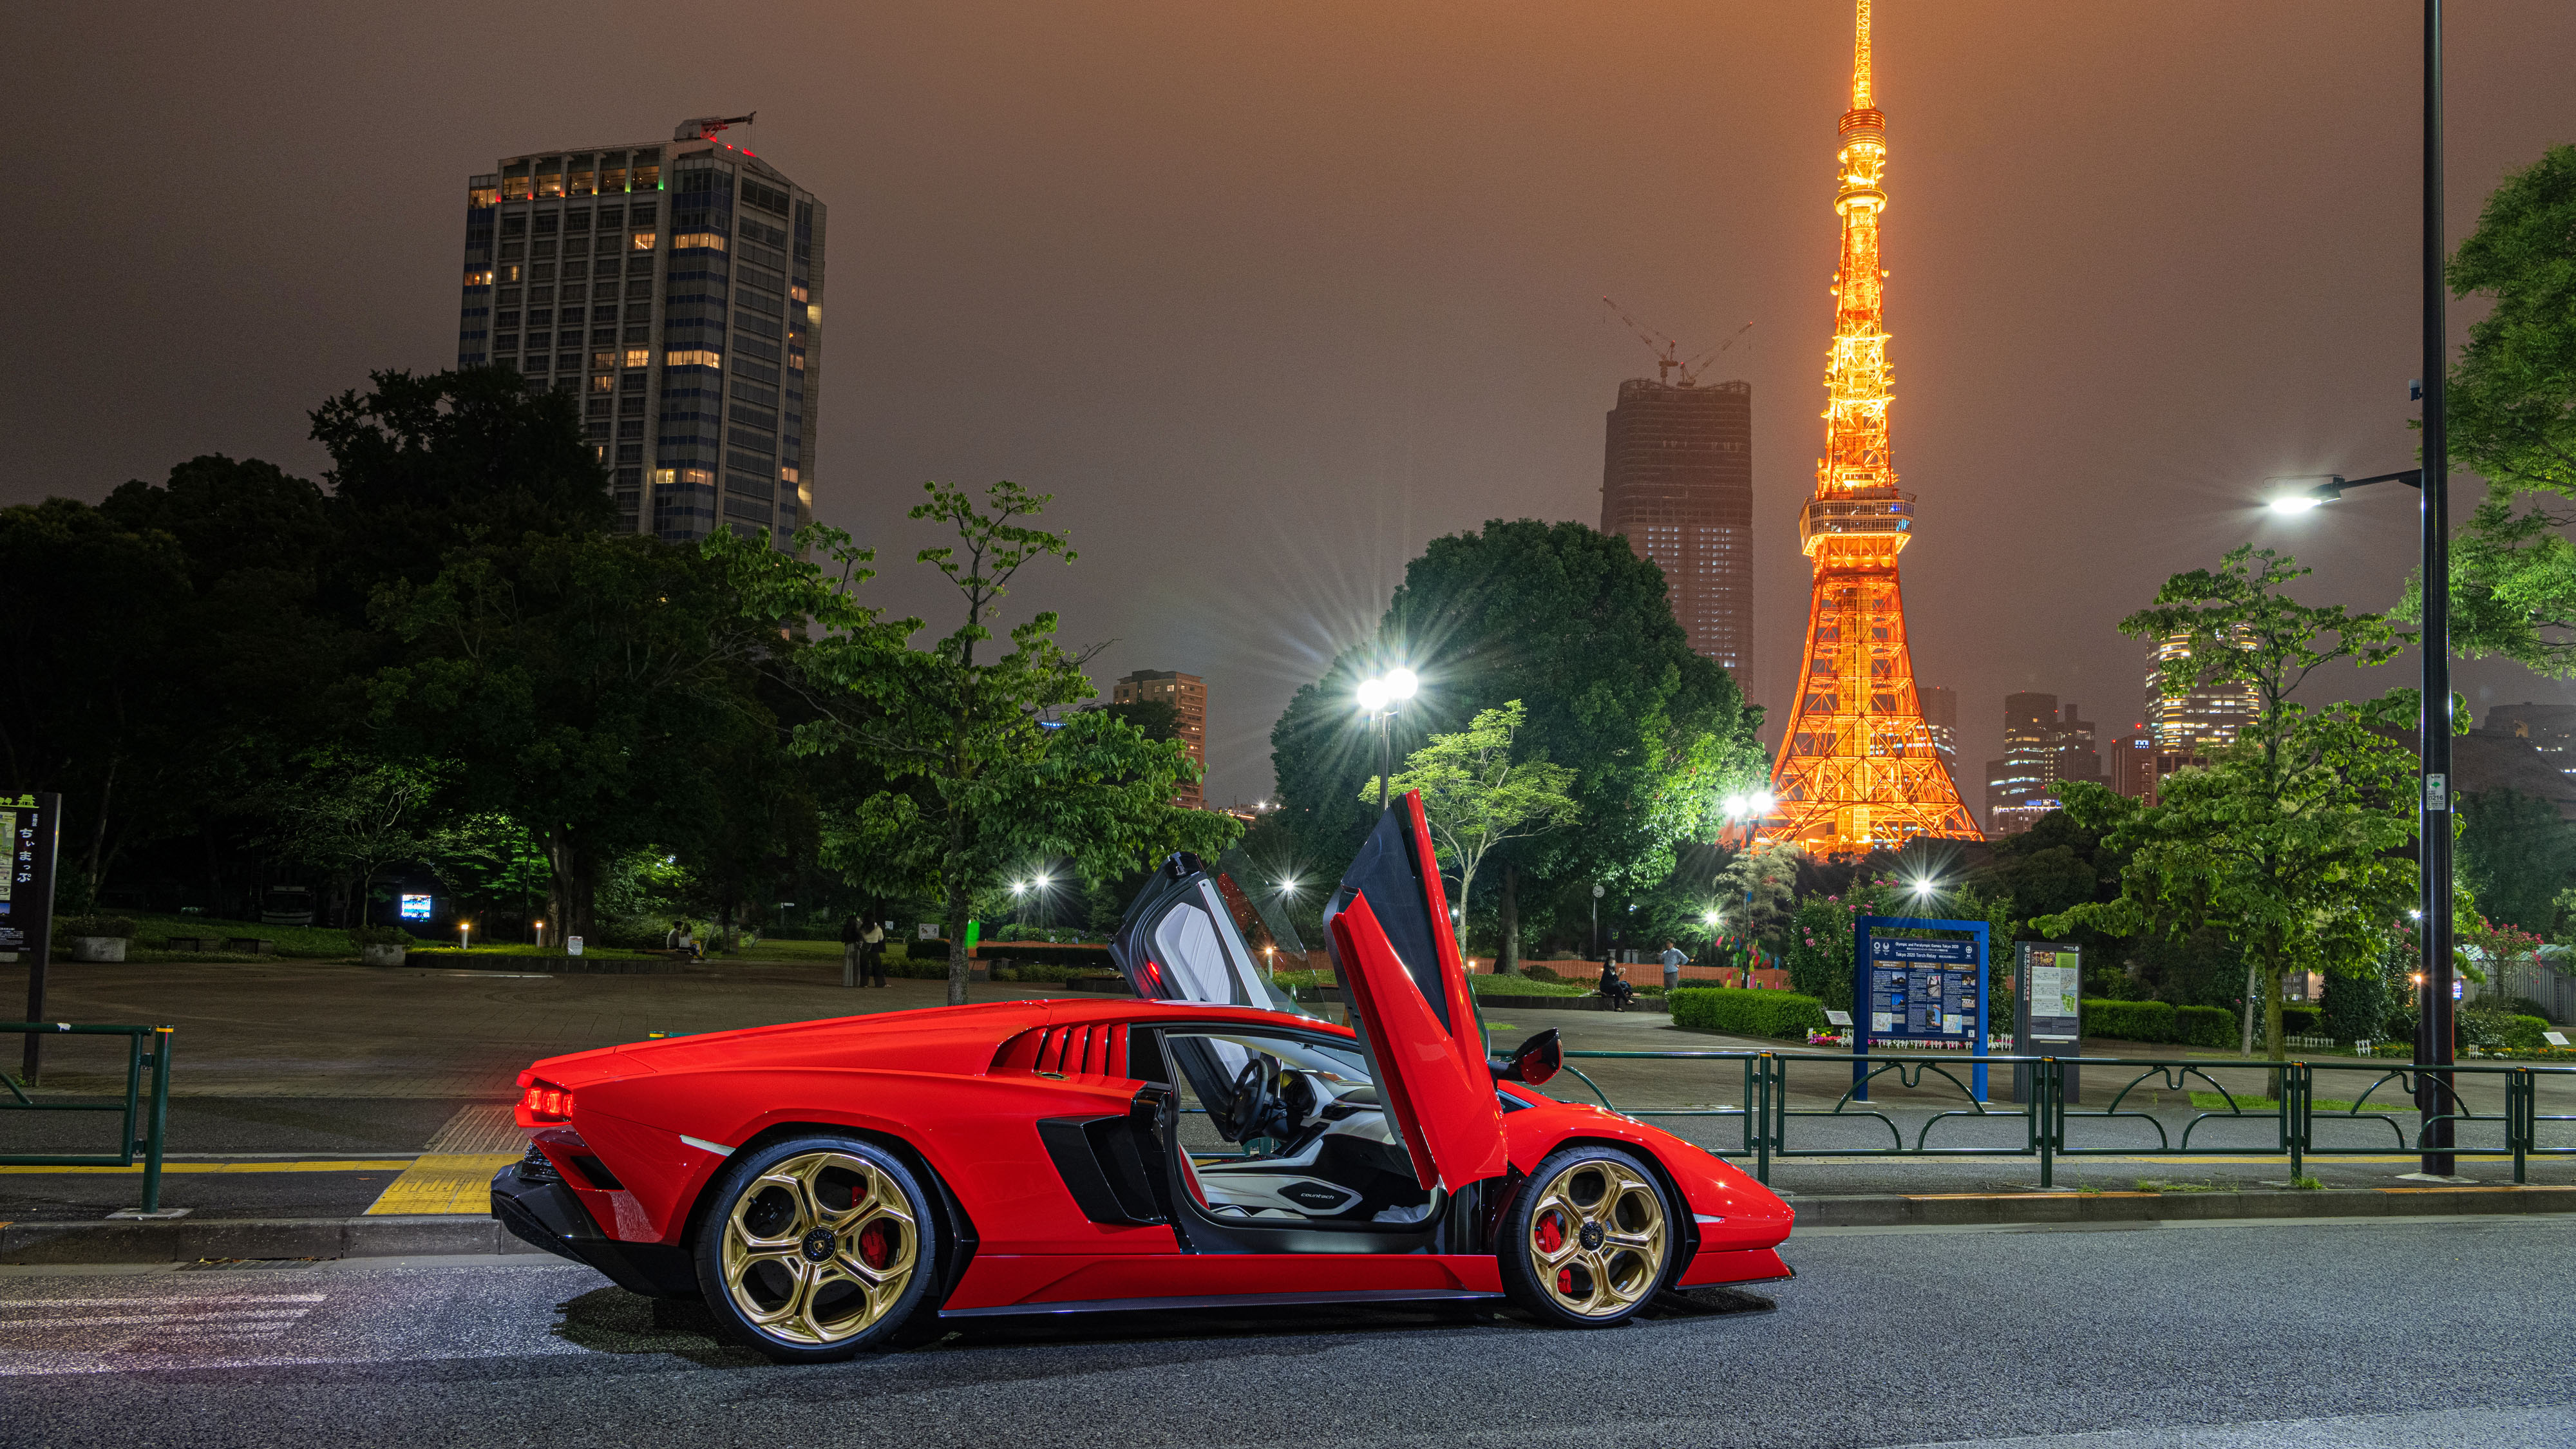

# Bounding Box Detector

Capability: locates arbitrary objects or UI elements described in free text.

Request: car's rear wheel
[1497,1144,1672,1329]
[693,1134,942,1362]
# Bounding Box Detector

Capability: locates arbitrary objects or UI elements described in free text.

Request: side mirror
[1490,1028,1562,1086]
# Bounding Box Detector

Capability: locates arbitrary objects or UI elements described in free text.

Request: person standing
[1660,940,1687,996]
[840,913,862,989]
[862,919,887,987]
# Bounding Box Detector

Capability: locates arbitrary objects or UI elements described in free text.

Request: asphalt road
[5,1215,2571,1448]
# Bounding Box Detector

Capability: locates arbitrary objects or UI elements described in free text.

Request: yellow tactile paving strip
[363,1105,530,1215]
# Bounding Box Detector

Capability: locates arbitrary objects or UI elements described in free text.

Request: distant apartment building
[2486,702,2576,777]
[1113,670,1208,809]
[1984,693,2103,837]
[1600,378,1753,676]
[2145,630,2257,753]
[456,118,824,545]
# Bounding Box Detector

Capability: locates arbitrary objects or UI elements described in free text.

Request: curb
[1792,1184,2576,1228]
[0,1215,553,1265]
[8,1186,2570,1265]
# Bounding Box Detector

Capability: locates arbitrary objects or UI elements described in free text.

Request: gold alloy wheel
[1526,1159,1667,1318]
[719,1150,918,1345]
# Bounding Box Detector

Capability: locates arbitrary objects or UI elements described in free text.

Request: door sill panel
[945,1251,1507,1312]
[942,1287,1503,1320]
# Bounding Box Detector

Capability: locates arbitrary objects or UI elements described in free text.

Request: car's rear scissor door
[1322,793,1508,1195]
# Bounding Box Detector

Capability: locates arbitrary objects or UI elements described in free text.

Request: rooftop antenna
[675,112,757,142]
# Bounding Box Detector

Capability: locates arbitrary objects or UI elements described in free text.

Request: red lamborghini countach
[492,795,1794,1361]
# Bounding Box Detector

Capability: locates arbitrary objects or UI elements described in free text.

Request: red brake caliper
[1537,1214,1573,1295]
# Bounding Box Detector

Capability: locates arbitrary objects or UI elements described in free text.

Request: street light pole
[2418,0,2456,1179]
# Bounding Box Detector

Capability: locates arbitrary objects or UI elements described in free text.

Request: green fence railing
[1560,1048,2576,1189]
[1,1023,176,1213]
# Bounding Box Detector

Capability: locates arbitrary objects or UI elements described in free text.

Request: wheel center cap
[1578,1221,1606,1251]
[800,1227,835,1262]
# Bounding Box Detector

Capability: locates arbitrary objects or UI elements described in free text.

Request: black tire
[693,1134,943,1363]
[1497,1144,1674,1329]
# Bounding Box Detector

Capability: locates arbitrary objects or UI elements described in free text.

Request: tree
[2424,145,2576,674]
[310,367,616,605]
[1714,840,1799,958]
[2034,547,2418,1064]
[1271,520,1766,969]
[719,483,1237,1004]
[370,532,781,942]
[1361,701,1578,967]
[261,750,445,927]
[2456,787,2576,936]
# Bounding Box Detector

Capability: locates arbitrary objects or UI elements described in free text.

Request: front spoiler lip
[489,1161,698,1299]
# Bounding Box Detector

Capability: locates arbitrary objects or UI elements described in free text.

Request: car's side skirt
[945,1251,1506,1313]
[942,1288,1503,1320]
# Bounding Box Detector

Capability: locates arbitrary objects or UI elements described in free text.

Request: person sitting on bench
[1598,955,1635,1011]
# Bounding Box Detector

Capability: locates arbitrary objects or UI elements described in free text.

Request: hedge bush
[59,916,137,939]
[2175,1005,2238,1048]
[1669,987,1829,1041]
[2083,999,2175,1043]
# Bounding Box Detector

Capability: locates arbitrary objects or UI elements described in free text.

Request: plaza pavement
[2,956,2570,1231]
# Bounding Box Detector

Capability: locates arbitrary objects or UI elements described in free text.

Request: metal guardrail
[1559,1049,2576,1189]
[1,1023,176,1213]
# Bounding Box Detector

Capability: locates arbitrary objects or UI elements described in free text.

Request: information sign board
[2012,942,2083,1104]
[399,894,433,922]
[1851,916,1991,1101]
[2018,943,2081,1043]
[6,791,63,1082]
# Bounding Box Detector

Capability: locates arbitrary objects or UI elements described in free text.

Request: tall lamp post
[2262,0,2454,1179]
[1355,667,1419,811]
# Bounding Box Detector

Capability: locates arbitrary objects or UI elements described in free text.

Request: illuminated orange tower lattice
[1757,0,1980,854]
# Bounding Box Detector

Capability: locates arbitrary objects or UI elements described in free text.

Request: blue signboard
[1852,915,1991,1101]
[399,894,433,922]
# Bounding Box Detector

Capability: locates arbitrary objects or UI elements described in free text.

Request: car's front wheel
[1497,1144,1672,1329]
[694,1134,942,1362]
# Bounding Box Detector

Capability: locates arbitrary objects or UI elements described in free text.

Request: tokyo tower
[1756,0,1980,854]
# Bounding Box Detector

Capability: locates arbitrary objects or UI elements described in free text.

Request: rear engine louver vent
[991,1022,1128,1078]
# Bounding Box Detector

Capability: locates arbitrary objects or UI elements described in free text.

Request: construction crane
[1601,299,1754,387]
[675,113,757,142]
[1676,321,1754,386]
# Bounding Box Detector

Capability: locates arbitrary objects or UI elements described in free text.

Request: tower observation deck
[1756,0,1980,855]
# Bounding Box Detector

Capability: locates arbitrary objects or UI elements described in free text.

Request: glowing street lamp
[1358,667,1420,811]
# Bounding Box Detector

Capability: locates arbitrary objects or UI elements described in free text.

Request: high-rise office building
[457,118,824,545]
[2145,630,2257,753]
[1984,693,2102,837]
[1920,685,1960,774]
[1113,670,1208,810]
[1600,378,1752,674]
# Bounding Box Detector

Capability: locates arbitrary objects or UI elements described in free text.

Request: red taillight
[522,1082,574,1121]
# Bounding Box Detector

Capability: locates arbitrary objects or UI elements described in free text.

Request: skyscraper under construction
[1757,0,1980,853]
[1600,378,1754,676]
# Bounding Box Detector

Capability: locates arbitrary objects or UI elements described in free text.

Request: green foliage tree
[1272,520,1766,968]
[719,483,1237,1004]
[2457,787,2576,936]
[310,368,616,601]
[1716,840,1799,950]
[2423,145,2576,674]
[261,750,445,927]
[2034,547,2418,1063]
[370,533,781,941]
[1361,700,1579,968]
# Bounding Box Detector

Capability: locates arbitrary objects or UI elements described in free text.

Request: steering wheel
[1224,1056,1280,1142]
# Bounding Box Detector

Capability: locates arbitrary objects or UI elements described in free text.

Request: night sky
[15,1,2576,810]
